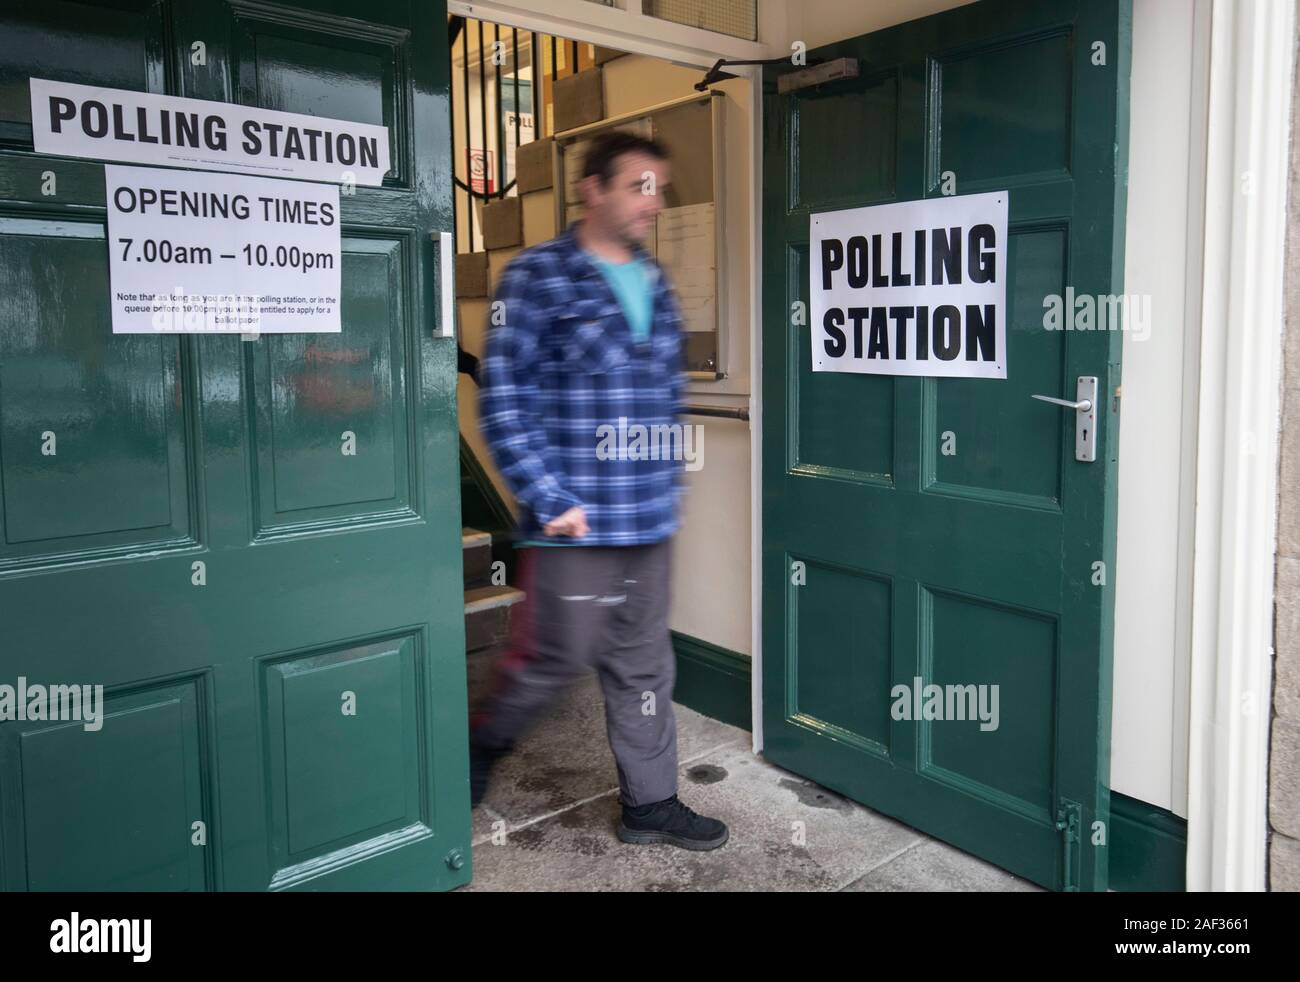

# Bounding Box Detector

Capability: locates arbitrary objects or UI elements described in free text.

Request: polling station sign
[809,192,1008,379]
[30,78,389,186]
[105,164,340,334]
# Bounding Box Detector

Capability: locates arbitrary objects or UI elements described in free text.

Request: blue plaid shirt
[477,224,687,546]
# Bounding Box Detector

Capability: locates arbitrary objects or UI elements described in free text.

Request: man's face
[582,150,670,246]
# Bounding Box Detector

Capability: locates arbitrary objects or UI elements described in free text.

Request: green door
[0,0,469,890]
[762,0,1130,891]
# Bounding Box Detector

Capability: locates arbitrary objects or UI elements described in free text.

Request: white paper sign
[105,164,341,334]
[31,78,389,186]
[809,191,1008,378]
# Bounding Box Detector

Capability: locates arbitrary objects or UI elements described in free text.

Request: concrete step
[462,527,492,589]
[464,583,525,653]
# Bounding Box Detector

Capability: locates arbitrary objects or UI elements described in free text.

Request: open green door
[762,0,1130,891]
[0,0,469,889]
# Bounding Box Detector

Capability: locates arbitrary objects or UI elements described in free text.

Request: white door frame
[449,0,774,65]
[1185,0,1295,892]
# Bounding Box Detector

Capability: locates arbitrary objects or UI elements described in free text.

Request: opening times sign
[105,164,341,334]
[809,191,1008,379]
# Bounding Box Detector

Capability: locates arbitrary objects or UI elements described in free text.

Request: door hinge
[1056,799,1082,892]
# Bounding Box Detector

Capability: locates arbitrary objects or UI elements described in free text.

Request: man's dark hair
[581,131,669,186]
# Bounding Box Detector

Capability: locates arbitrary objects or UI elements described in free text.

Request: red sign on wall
[468,148,495,194]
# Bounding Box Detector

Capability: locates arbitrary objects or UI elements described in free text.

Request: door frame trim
[447,0,773,64]
[1185,0,1296,892]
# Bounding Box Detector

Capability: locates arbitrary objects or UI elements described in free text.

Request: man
[471,131,728,851]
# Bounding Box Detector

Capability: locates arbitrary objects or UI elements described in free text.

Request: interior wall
[599,55,756,657]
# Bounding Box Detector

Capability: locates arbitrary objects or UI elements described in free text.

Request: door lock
[1032,376,1098,462]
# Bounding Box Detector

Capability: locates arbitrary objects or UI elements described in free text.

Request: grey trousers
[471,538,679,807]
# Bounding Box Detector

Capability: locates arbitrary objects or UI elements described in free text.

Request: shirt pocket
[555,299,631,376]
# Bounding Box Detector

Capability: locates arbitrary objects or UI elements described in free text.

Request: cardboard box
[489,246,522,294]
[522,189,557,243]
[455,251,489,298]
[553,68,604,132]
[482,196,523,250]
[515,137,554,193]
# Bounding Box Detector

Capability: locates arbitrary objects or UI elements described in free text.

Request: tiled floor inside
[459,646,1044,892]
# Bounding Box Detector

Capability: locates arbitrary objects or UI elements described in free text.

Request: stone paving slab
[466,646,741,823]
[463,742,928,892]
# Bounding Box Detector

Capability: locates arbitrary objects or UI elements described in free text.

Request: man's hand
[543,506,589,538]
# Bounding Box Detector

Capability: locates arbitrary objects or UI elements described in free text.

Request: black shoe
[617,794,729,850]
[469,739,509,808]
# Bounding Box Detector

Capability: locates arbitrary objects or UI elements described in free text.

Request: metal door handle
[1031,393,1093,412]
[1031,376,1098,462]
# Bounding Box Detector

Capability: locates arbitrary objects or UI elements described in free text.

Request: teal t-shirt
[592,253,655,342]
[518,252,657,548]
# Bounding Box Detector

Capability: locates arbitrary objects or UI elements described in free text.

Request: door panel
[248,236,415,531]
[0,0,467,890]
[0,218,196,560]
[3,679,212,891]
[931,226,1068,503]
[934,33,1074,185]
[0,0,168,148]
[261,632,425,888]
[227,5,409,187]
[790,70,898,211]
[763,0,1130,891]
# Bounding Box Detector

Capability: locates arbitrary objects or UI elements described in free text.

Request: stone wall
[1269,8,1300,893]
